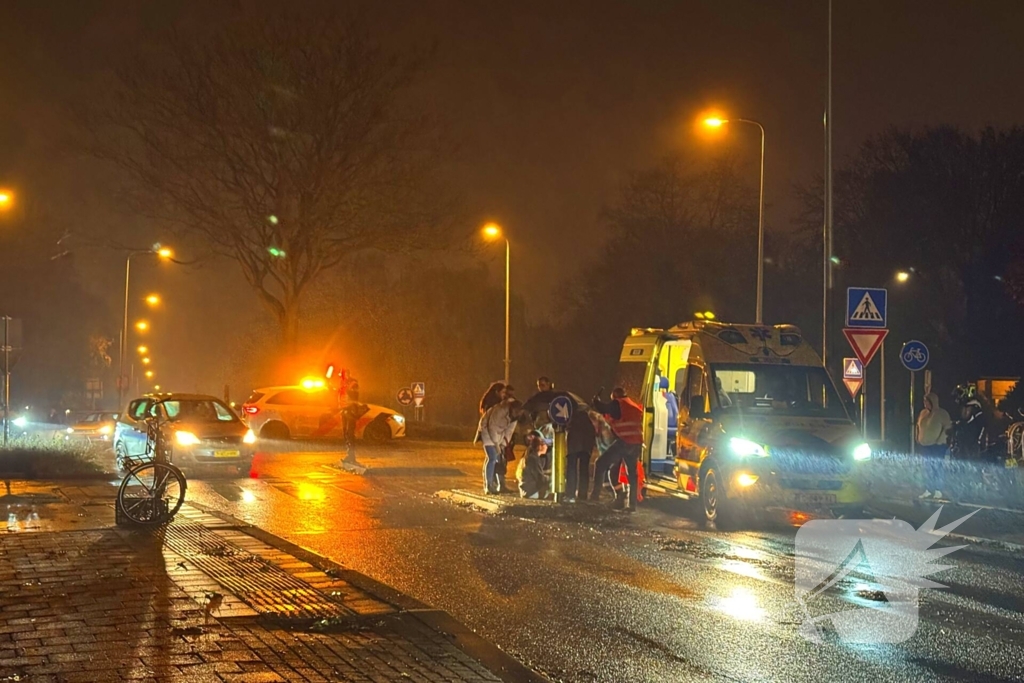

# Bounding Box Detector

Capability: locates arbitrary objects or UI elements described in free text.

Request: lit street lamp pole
[703,117,766,324]
[118,247,173,406]
[483,224,511,385]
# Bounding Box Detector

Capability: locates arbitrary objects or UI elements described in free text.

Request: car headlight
[729,437,768,457]
[391,414,405,424]
[736,472,759,487]
[12,416,27,428]
[175,431,201,446]
[66,427,75,435]
[243,429,257,444]
[853,443,872,461]
[99,425,113,435]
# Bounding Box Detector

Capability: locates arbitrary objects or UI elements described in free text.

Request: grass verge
[0,437,111,479]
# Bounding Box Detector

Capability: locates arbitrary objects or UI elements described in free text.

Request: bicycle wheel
[117,462,187,525]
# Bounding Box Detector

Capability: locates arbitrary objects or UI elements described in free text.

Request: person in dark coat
[564,407,597,502]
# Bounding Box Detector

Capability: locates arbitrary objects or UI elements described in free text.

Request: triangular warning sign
[843,328,888,367]
[850,291,884,322]
[843,377,863,399]
[844,358,862,378]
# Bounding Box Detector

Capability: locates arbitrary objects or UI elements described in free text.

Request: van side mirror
[688,396,706,419]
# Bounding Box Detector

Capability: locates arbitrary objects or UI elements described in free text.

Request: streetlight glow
[699,113,767,323]
[481,222,510,383]
[141,357,151,365]
[145,370,154,379]
[896,271,910,283]
[145,294,161,306]
[0,190,12,208]
[156,247,173,260]
[137,345,148,354]
[135,320,149,332]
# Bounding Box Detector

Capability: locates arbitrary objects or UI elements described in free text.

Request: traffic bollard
[552,429,567,502]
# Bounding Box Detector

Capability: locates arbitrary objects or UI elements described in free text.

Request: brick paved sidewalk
[0,484,539,682]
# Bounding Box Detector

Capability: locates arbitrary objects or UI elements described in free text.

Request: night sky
[1,0,1023,392]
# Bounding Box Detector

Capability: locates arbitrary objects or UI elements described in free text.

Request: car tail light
[243,405,260,415]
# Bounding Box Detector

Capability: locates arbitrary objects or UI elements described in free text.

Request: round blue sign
[900,340,930,372]
[548,395,575,427]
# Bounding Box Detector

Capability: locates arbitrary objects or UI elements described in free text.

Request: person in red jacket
[591,387,644,512]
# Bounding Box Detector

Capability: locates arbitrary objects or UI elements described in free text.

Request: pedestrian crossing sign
[846,287,887,328]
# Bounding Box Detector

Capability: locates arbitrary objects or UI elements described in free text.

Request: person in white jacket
[917,392,952,500]
[478,389,519,494]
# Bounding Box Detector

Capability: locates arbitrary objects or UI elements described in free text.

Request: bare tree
[84,8,450,348]
[557,154,758,389]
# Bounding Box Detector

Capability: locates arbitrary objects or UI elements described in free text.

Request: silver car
[114,393,256,473]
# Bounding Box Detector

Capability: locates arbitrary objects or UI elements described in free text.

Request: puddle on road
[658,535,794,584]
[2,500,110,533]
[708,586,767,621]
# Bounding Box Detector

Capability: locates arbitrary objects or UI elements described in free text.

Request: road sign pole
[861,374,867,439]
[552,429,567,503]
[3,316,9,446]
[880,340,886,442]
[899,340,929,455]
[910,370,916,456]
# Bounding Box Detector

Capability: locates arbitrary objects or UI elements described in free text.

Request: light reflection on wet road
[183,440,1024,682]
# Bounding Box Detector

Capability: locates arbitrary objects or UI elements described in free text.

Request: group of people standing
[915,387,1020,500]
[475,377,646,512]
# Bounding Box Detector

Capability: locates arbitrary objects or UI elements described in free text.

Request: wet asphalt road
[182,440,1024,683]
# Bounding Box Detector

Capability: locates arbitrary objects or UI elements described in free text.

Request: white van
[617,320,869,527]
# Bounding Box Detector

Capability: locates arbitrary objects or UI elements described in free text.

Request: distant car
[114,393,255,472]
[241,385,406,442]
[65,411,119,444]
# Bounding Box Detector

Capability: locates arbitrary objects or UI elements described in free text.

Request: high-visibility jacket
[608,398,644,445]
[618,461,646,501]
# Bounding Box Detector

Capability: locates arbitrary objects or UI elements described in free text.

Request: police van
[617,320,869,527]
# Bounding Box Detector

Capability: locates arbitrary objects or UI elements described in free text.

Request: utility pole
[823,0,834,367]
[3,316,10,446]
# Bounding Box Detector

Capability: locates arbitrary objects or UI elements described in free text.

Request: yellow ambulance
[617,320,870,528]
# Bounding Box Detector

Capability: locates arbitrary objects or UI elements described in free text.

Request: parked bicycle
[115,398,187,525]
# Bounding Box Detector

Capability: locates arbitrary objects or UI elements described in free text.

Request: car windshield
[710,363,849,419]
[161,399,237,423]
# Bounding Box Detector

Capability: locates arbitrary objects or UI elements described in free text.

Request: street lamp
[895,271,910,283]
[0,190,13,210]
[145,294,161,306]
[482,222,511,385]
[137,345,148,354]
[119,245,174,406]
[145,370,154,379]
[135,320,149,332]
[141,357,151,365]
[702,115,767,324]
